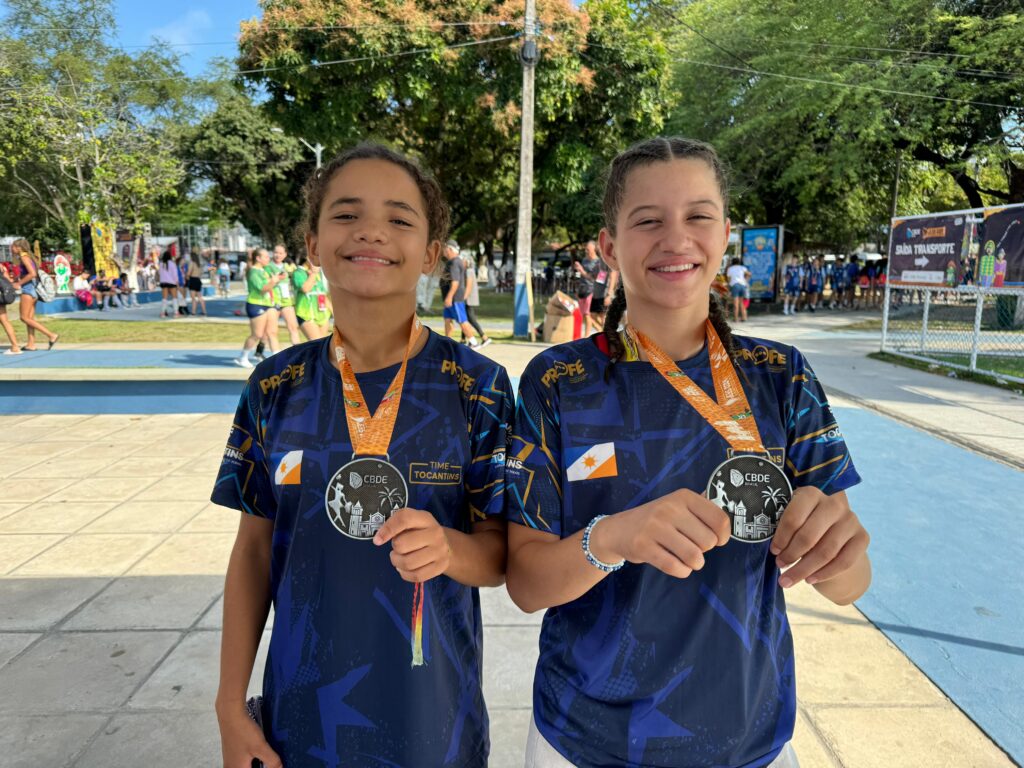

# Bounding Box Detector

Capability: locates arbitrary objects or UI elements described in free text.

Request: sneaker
[468,337,480,347]
[233,357,254,369]
[480,338,493,348]
[3,348,22,355]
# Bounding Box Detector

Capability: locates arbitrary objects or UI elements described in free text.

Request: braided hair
[600,137,737,378]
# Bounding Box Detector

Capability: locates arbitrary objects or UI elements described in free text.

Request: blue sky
[0,0,261,77]
[111,0,260,77]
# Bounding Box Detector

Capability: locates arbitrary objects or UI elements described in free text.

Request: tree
[234,0,674,252]
[0,0,188,262]
[666,0,1024,248]
[178,84,308,248]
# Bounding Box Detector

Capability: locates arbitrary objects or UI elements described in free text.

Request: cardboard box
[542,291,583,343]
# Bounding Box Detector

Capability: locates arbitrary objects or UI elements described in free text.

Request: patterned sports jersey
[212,331,512,768]
[506,333,861,768]
[783,265,801,293]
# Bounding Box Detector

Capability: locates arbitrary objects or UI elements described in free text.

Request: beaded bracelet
[582,515,625,573]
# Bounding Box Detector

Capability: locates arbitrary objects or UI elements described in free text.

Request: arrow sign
[914,256,929,267]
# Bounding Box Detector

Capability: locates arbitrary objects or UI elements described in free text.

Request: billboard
[978,205,1024,287]
[741,226,782,300]
[888,213,970,285]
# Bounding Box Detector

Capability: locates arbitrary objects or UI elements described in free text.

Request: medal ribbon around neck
[332,315,422,457]
[625,319,766,454]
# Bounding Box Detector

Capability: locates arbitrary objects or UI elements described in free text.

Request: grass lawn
[19,289,521,345]
[869,351,1024,392]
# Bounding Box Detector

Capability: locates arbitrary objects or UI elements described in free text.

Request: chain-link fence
[881,284,1024,384]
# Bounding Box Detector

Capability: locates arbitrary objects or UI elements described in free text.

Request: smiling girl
[506,137,870,768]
[212,144,511,768]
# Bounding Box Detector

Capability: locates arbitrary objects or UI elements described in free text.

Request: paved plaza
[0,313,1021,767]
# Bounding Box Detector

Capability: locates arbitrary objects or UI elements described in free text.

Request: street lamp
[271,127,323,169]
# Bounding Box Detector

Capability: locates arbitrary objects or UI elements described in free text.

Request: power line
[588,40,1021,111]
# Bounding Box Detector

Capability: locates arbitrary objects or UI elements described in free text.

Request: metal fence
[881,284,1024,384]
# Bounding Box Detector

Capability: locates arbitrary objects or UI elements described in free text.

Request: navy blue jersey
[212,331,512,768]
[506,334,861,768]
[783,265,801,293]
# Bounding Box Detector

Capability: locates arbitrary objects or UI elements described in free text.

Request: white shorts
[524,716,800,767]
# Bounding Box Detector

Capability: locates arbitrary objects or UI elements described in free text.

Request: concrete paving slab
[0,501,117,534]
[180,504,237,534]
[103,455,191,477]
[785,582,867,627]
[127,533,234,576]
[795,624,944,705]
[128,629,269,711]
[11,533,167,577]
[792,708,840,767]
[482,625,540,710]
[133,476,223,502]
[809,705,1015,767]
[480,585,544,627]
[489,707,533,768]
[81,500,207,534]
[62,441,151,461]
[46,476,162,504]
[0,502,28,522]
[196,595,224,630]
[0,534,65,574]
[0,630,180,714]
[63,576,223,631]
[73,711,222,768]
[0,714,108,768]
[0,577,110,631]
[0,480,74,504]
[17,456,121,480]
[0,632,40,670]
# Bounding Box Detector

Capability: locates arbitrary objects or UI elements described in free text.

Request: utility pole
[513,0,538,339]
[300,137,324,169]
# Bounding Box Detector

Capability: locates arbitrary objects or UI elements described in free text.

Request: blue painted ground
[0,348,241,369]
[837,405,1024,764]
[1,373,1020,760]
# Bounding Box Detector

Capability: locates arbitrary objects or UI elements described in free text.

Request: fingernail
[779,576,792,588]
[806,576,818,585]
[770,545,780,555]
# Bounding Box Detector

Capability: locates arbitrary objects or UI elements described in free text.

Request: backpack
[35,270,57,302]
[0,276,16,305]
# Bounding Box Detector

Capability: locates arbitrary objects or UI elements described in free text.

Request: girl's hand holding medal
[590,489,731,579]
[374,508,453,583]
[770,487,870,594]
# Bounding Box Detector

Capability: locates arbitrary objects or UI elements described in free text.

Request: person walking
[440,240,478,346]
[292,255,332,340]
[267,244,302,346]
[461,250,492,348]
[11,239,58,350]
[781,254,801,315]
[0,261,22,354]
[233,248,284,368]
[187,253,208,316]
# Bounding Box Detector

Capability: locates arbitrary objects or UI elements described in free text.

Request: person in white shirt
[725,257,751,322]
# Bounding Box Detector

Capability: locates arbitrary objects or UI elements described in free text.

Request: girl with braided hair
[505,137,871,768]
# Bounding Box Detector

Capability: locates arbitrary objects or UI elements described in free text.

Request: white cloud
[148,9,214,47]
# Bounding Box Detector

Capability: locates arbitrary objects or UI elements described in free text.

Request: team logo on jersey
[566,442,617,482]
[541,359,588,388]
[409,461,463,485]
[737,345,787,369]
[440,359,476,392]
[726,446,785,468]
[259,363,307,394]
[273,450,303,485]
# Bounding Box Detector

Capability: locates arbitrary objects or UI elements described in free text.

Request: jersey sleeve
[292,268,308,293]
[506,357,564,536]
[463,366,514,522]
[784,348,862,494]
[210,381,277,519]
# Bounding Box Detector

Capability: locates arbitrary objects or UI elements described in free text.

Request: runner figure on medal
[212,144,512,768]
[506,137,872,768]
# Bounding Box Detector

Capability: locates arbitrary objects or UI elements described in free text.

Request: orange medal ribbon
[625,320,766,454]
[332,316,422,457]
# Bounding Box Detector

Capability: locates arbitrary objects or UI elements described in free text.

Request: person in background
[805,257,823,312]
[441,239,478,346]
[781,254,801,316]
[0,261,22,354]
[11,238,59,350]
[461,250,492,348]
[292,254,332,340]
[725,256,751,322]
[217,256,232,298]
[187,253,208,316]
[175,253,190,315]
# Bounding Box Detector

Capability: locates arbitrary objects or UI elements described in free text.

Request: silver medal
[325,457,408,540]
[706,454,792,544]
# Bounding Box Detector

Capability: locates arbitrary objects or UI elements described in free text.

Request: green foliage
[667,0,1024,249]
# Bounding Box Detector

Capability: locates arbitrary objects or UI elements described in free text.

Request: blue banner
[741,227,780,300]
